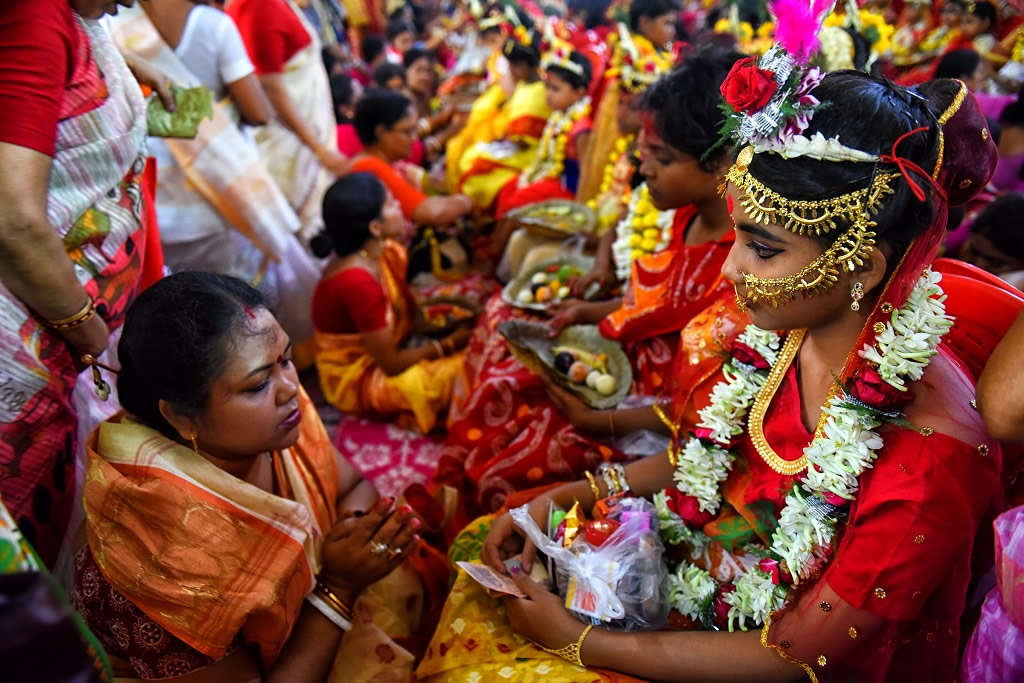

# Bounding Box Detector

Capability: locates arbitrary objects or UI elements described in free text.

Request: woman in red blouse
[0,0,170,567]
[226,0,346,237]
[311,173,471,433]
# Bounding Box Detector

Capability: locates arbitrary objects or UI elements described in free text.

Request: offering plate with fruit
[502,255,598,312]
[497,320,632,409]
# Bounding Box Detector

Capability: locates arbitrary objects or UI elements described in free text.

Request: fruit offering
[552,345,618,396]
[422,302,474,329]
[515,262,582,306]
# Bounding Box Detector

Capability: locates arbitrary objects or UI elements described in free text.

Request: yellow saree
[314,241,464,433]
[455,80,550,210]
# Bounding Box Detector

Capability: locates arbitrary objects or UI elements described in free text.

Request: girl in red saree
[434,49,742,523]
[419,62,1002,682]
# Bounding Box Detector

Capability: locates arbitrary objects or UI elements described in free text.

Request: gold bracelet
[44,297,96,331]
[316,581,355,622]
[541,624,593,667]
[760,618,819,683]
[583,471,601,502]
[606,465,623,494]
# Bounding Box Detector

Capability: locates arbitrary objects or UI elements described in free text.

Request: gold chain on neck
[748,328,813,476]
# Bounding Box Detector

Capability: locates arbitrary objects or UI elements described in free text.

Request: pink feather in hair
[770,0,836,64]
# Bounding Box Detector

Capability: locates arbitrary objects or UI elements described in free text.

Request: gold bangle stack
[584,470,601,502]
[44,297,96,331]
[541,624,593,667]
[315,581,355,623]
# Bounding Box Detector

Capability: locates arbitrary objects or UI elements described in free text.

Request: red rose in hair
[849,366,914,412]
[662,488,715,528]
[732,341,771,370]
[720,57,777,114]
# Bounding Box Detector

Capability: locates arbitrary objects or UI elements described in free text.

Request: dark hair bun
[918,79,998,206]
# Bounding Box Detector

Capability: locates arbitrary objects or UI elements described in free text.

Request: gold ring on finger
[386,545,404,560]
[370,540,388,556]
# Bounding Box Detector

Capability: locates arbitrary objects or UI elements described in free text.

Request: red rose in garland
[720,57,778,114]
[848,365,914,412]
[732,341,771,370]
[662,488,715,528]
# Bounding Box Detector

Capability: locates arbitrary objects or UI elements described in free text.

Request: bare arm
[259,73,348,175]
[225,73,271,126]
[331,443,380,515]
[410,194,472,226]
[0,142,110,363]
[360,325,471,377]
[977,309,1024,442]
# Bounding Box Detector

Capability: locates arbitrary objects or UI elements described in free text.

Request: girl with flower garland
[489,46,595,279]
[419,59,1003,681]
[430,49,740,537]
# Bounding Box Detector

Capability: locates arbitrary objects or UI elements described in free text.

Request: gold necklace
[748,328,810,476]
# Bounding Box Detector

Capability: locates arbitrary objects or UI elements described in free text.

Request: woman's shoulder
[902,346,989,451]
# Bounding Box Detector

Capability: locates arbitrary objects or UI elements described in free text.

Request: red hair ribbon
[879,126,948,203]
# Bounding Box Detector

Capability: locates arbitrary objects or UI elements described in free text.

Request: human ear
[158,399,200,444]
[368,218,385,240]
[860,244,890,300]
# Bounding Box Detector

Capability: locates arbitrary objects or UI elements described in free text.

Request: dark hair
[117,272,268,438]
[330,73,357,122]
[362,35,386,64]
[629,0,677,32]
[966,0,997,26]
[311,173,387,259]
[504,33,541,67]
[403,47,434,69]
[999,88,1024,126]
[387,19,414,42]
[353,88,412,144]
[568,0,613,29]
[934,49,981,80]
[372,61,406,88]
[970,192,1024,259]
[748,74,956,266]
[640,45,744,172]
[546,51,593,91]
[942,0,966,10]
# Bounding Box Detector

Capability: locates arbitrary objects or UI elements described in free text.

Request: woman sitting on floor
[349,89,472,227]
[73,271,448,681]
[312,173,470,434]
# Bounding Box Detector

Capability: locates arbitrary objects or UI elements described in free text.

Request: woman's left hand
[503,567,588,650]
[544,377,605,435]
[124,56,175,112]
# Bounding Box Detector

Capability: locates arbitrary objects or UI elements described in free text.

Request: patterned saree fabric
[82,389,338,665]
[0,12,149,567]
[436,211,735,520]
[314,240,464,433]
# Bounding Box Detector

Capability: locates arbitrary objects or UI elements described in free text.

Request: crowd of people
[2,0,1024,680]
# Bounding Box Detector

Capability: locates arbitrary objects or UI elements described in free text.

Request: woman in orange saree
[434,49,743,523]
[312,174,469,434]
[73,272,448,681]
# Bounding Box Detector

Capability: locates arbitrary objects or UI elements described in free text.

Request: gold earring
[190,434,199,455]
[850,282,864,312]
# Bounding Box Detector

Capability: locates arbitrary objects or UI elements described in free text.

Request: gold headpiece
[726,145,895,307]
[542,37,585,79]
[614,24,672,94]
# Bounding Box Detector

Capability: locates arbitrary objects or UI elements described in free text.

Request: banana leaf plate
[506,199,596,240]
[498,320,631,409]
[501,255,596,312]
